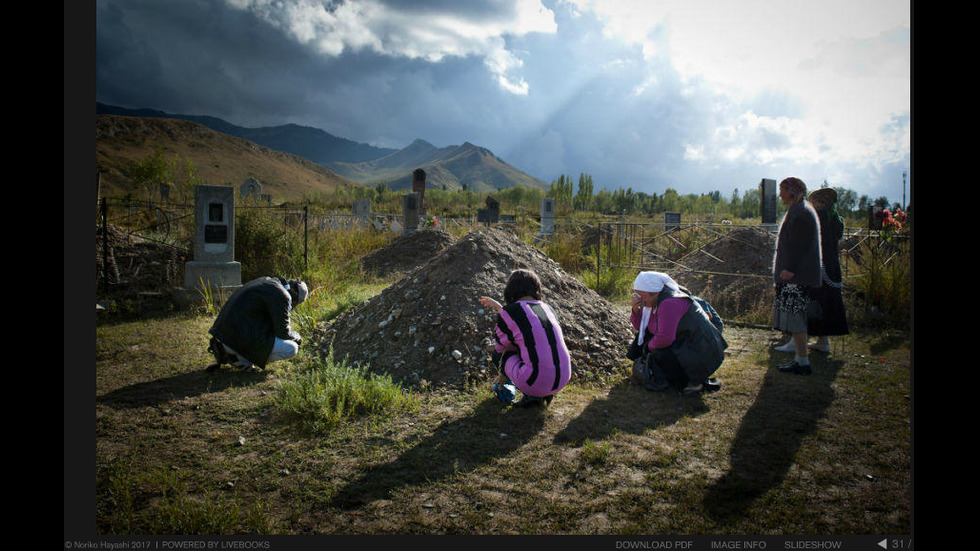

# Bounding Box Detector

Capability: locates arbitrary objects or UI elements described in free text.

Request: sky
[94,0,912,205]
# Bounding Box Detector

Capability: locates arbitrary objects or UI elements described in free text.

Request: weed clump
[275,351,418,434]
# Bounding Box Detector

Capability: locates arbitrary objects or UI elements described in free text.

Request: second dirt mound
[673,226,776,321]
[317,227,634,388]
[360,228,458,278]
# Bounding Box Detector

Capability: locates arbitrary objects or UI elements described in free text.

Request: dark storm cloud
[97,0,323,125]
[94,0,910,202]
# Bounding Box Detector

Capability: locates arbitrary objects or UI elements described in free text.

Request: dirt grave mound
[360,228,457,278]
[316,227,634,389]
[671,227,776,320]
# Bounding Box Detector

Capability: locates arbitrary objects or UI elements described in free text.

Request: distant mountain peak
[327,138,546,193]
[407,138,437,149]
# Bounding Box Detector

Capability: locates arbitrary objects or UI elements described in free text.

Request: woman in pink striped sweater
[479,269,572,408]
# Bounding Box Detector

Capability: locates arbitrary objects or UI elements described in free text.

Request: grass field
[94,312,910,535]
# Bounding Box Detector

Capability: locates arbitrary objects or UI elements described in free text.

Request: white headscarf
[633,271,679,293]
[633,272,680,345]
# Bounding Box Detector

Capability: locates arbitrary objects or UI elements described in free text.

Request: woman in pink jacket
[629,271,726,396]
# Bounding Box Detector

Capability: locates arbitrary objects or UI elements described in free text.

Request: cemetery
[92,177,911,536]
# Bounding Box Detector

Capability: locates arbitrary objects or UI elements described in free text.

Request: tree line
[122,150,901,225]
[540,174,898,221]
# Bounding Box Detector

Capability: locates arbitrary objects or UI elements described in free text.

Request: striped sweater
[494,300,572,397]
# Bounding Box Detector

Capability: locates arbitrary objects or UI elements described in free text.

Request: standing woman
[806,187,849,352]
[772,177,822,375]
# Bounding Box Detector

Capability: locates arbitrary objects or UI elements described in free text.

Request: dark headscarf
[780,177,807,201]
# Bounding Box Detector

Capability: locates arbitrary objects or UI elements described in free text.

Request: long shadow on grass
[703,354,843,521]
[553,381,709,446]
[328,397,547,509]
[97,368,269,408]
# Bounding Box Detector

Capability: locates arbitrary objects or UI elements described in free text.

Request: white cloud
[561,0,910,186]
[223,0,556,94]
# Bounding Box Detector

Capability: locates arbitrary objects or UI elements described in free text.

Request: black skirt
[808,284,849,336]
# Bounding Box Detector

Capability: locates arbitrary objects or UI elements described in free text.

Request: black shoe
[778,360,812,375]
[207,336,232,370]
[703,378,722,392]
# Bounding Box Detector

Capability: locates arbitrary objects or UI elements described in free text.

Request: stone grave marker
[539,197,555,236]
[760,178,778,225]
[403,192,420,234]
[184,185,241,294]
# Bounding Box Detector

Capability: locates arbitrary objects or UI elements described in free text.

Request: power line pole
[902,169,907,211]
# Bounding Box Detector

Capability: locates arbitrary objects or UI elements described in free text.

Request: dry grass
[94,315,911,535]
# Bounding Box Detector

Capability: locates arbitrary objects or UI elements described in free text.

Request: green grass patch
[98,461,278,534]
[274,351,419,435]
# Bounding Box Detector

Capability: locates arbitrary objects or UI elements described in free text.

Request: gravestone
[477,196,500,224]
[869,206,884,230]
[539,198,555,236]
[760,178,778,225]
[353,199,371,221]
[403,192,420,234]
[412,169,427,216]
[240,177,261,198]
[664,212,681,232]
[240,177,272,204]
[184,185,241,293]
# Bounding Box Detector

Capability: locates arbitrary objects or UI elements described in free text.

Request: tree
[130,148,204,203]
[730,188,742,217]
[130,148,170,200]
[374,182,393,204]
[574,173,594,211]
[833,187,857,214]
[661,188,680,213]
[740,188,760,218]
[549,175,574,212]
[857,195,870,213]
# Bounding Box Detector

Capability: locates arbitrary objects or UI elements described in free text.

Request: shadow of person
[703,353,843,521]
[554,380,709,447]
[329,397,548,509]
[97,367,269,408]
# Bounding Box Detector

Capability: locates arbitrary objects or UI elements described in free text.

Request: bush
[275,352,418,434]
[234,206,306,282]
[843,236,910,329]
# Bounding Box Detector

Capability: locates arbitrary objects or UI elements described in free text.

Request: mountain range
[95,113,358,202]
[326,138,547,192]
[95,103,548,197]
[96,103,396,164]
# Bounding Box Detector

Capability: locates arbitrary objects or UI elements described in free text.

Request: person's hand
[479,296,503,312]
[630,292,643,311]
[779,269,795,281]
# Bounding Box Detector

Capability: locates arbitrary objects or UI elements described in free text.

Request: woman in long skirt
[806,187,849,352]
[771,177,822,375]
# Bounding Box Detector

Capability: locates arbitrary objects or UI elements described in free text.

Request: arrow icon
[878,539,887,549]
